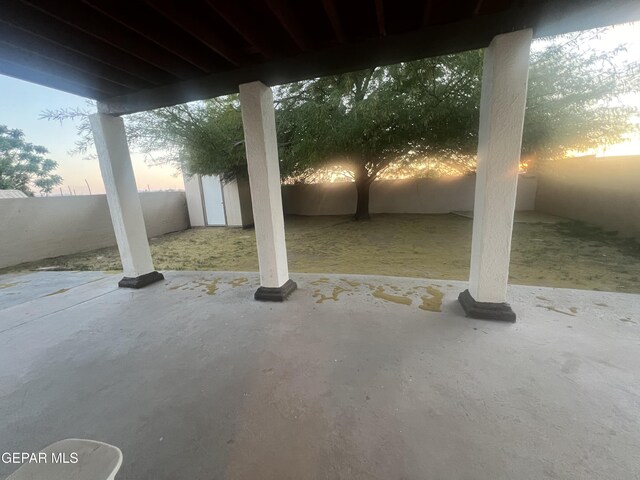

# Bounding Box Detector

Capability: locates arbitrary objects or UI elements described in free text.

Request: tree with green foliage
[275,33,639,218]
[275,53,485,219]
[0,125,62,196]
[46,30,639,219]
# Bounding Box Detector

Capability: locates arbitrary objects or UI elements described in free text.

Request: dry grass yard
[4,214,640,294]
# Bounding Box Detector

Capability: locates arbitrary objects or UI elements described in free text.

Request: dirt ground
[3,214,640,294]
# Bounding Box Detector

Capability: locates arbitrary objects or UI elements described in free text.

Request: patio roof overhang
[0,0,639,115]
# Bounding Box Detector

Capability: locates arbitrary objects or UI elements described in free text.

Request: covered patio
[1,271,639,478]
[1,1,640,478]
[1,0,639,316]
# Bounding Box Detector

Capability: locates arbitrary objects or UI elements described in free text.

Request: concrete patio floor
[0,271,639,479]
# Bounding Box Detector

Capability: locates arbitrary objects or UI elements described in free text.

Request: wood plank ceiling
[0,0,638,114]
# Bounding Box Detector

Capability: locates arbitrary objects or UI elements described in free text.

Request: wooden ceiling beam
[322,0,347,43]
[1,0,637,108]
[263,0,312,51]
[145,0,246,66]
[0,61,112,99]
[0,1,174,85]
[83,0,226,72]
[374,0,387,36]
[474,0,515,16]
[423,0,433,26]
[204,0,277,59]
[19,0,199,79]
[0,42,131,97]
[98,0,640,115]
[0,22,155,90]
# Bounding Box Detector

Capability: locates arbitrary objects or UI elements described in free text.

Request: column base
[254,279,297,301]
[458,289,516,322]
[118,271,165,289]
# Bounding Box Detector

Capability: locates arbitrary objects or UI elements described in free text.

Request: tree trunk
[354,174,372,221]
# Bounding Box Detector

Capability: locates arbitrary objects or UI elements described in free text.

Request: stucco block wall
[282,175,536,216]
[0,191,189,268]
[535,155,640,238]
[139,192,190,237]
[222,178,254,227]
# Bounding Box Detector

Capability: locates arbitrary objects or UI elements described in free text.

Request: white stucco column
[89,112,164,288]
[239,81,296,301]
[459,29,532,321]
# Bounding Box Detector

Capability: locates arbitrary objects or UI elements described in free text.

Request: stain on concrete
[619,317,637,324]
[168,282,189,291]
[206,279,220,295]
[186,277,223,295]
[310,278,331,285]
[0,282,21,289]
[536,304,576,317]
[45,288,70,296]
[372,287,412,306]
[419,286,444,312]
[535,296,577,317]
[229,277,249,288]
[311,280,446,310]
[595,302,609,307]
[313,286,349,303]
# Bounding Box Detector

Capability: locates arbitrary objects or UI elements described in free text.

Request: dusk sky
[0,77,183,196]
[0,23,638,196]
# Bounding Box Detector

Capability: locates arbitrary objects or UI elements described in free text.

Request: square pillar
[89,112,164,288]
[239,81,296,301]
[458,29,532,322]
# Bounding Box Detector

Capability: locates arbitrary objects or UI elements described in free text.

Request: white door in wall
[201,175,226,226]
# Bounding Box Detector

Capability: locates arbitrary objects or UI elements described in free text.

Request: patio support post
[458,29,532,322]
[89,111,164,288]
[239,81,297,301]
